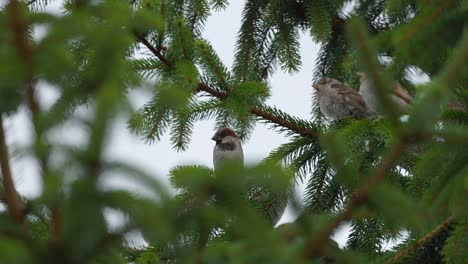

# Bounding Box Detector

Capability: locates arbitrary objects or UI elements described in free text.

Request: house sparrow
[357,72,413,114]
[313,77,377,120]
[211,128,287,224]
[212,128,244,171]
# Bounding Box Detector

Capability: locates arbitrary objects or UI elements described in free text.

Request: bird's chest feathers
[214,141,243,163]
[213,135,244,168]
[216,142,236,151]
[214,143,243,159]
[319,89,345,118]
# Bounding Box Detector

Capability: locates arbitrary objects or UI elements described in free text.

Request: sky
[1,0,432,248]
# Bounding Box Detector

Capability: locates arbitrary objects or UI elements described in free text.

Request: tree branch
[196,83,318,138]
[251,106,318,138]
[0,115,24,224]
[196,82,227,99]
[137,36,173,69]
[303,140,407,258]
[137,37,319,138]
[385,216,455,264]
[8,0,62,241]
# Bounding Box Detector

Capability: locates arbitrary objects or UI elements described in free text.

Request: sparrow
[357,72,413,114]
[211,128,287,225]
[312,77,377,120]
[212,128,244,171]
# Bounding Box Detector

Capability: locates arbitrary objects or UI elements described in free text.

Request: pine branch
[385,216,455,264]
[397,1,452,44]
[195,40,231,90]
[254,105,319,138]
[439,31,468,85]
[137,36,174,69]
[0,115,24,224]
[8,0,62,241]
[347,18,401,128]
[236,0,257,81]
[303,139,407,258]
[25,0,50,8]
[196,83,318,138]
[196,225,209,264]
[8,0,38,117]
[196,82,227,99]
[135,29,319,138]
[305,156,333,213]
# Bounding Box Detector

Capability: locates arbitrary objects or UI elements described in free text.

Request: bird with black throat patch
[211,127,244,171]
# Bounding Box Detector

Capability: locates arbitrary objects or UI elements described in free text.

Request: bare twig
[0,115,24,224]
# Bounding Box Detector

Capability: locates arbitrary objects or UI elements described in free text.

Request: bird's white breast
[213,140,244,171]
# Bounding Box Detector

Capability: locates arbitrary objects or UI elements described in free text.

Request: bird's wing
[393,83,413,104]
[336,83,369,111]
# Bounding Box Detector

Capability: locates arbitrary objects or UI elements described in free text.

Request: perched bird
[211,128,287,225]
[212,128,244,171]
[357,72,413,114]
[313,77,377,120]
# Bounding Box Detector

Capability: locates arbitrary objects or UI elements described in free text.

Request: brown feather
[393,83,413,104]
[220,128,239,138]
[335,83,368,111]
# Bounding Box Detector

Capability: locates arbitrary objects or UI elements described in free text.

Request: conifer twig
[26,0,40,6]
[138,36,319,138]
[399,1,452,43]
[138,36,173,68]
[385,216,454,264]
[0,115,24,224]
[196,83,227,99]
[196,84,318,138]
[8,0,40,121]
[303,140,406,258]
[8,0,38,141]
[8,0,63,241]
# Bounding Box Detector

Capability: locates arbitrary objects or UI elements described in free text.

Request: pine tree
[0,0,466,263]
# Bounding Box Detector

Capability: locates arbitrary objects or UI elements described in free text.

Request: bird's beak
[211,135,220,142]
[312,83,322,90]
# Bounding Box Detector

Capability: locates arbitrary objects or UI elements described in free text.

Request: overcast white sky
[3,0,432,248]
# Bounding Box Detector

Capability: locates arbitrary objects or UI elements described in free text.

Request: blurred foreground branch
[386,216,455,264]
[0,115,24,224]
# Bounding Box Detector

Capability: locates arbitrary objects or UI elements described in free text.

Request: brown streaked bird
[357,72,413,114]
[211,128,287,225]
[313,77,377,120]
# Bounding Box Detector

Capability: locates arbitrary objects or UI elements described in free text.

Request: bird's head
[211,128,239,144]
[312,78,341,91]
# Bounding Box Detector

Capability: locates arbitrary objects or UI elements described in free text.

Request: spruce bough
[0,0,466,263]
